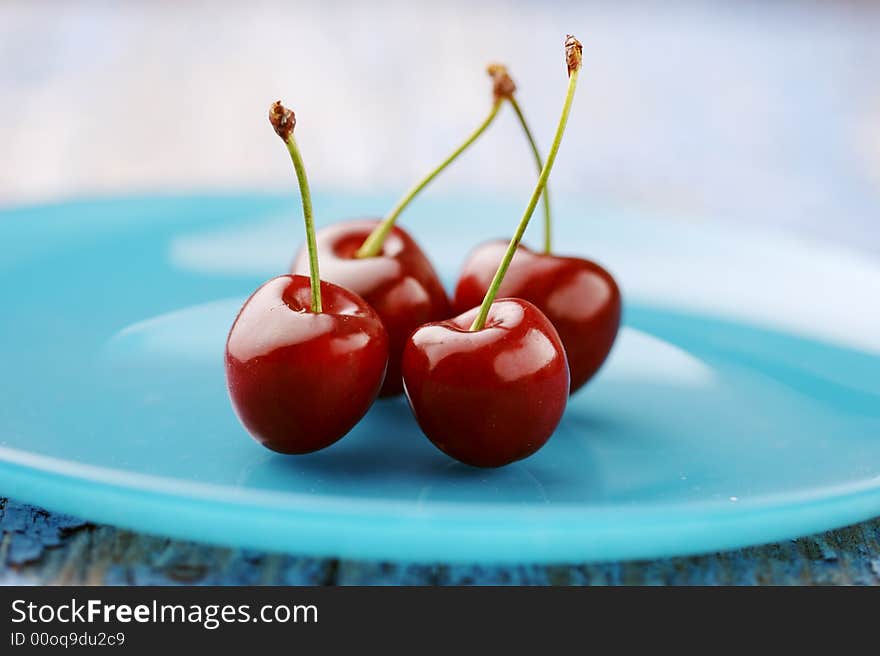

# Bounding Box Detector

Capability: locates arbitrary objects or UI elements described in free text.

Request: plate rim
[3,444,880,563]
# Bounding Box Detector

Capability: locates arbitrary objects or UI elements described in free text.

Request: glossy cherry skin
[454,241,621,393]
[402,299,569,468]
[292,219,451,397]
[225,274,389,454]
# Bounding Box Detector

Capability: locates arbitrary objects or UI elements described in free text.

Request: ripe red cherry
[402,299,569,467]
[292,219,450,397]
[454,241,621,393]
[226,275,388,454]
[226,101,389,454]
[402,34,584,468]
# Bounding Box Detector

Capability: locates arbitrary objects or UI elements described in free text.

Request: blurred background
[1,0,879,253]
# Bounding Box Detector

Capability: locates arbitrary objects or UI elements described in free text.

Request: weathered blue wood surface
[2,498,878,585]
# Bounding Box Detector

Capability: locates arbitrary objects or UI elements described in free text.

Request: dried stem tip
[269,100,296,140]
[565,35,583,75]
[487,63,516,100]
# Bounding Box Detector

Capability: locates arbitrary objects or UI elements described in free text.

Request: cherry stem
[270,101,322,313]
[508,95,552,254]
[355,99,504,259]
[470,35,582,332]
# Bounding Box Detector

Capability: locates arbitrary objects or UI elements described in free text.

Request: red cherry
[226,274,388,454]
[402,34,584,467]
[402,299,569,467]
[292,219,450,397]
[227,100,390,453]
[454,240,621,393]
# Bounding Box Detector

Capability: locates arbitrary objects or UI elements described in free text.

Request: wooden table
[2,2,879,584]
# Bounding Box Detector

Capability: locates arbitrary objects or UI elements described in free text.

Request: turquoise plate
[1,193,879,563]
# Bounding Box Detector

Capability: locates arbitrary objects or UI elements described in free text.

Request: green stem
[470,66,580,331]
[508,96,552,254]
[355,99,504,259]
[284,133,322,313]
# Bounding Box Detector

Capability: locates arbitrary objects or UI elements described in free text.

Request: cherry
[453,56,621,394]
[402,299,568,467]
[226,275,388,454]
[454,242,621,393]
[292,219,448,396]
[291,61,547,397]
[402,35,583,467]
[225,102,388,454]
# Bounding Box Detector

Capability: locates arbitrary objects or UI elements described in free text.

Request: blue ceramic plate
[1,193,879,563]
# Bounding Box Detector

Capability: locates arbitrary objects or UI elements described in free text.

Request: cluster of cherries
[225,35,622,467]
